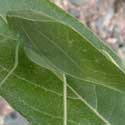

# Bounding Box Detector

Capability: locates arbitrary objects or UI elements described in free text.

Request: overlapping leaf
[7,10,125,92]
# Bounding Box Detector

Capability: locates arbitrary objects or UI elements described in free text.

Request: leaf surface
[7,10,125,93]
[0,0,125,125]
[25,48,125,125]
[0,18,108,125]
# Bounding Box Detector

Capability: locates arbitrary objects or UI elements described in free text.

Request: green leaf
[7,10,125,93]
[25,47,125,125]
[0,13,110,125]
[1,0,125,125]
[0,0,122,67]
[0,18,108,125]
[24,48,125,125]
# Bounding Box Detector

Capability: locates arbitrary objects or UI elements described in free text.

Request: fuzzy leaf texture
[0,0,125,125]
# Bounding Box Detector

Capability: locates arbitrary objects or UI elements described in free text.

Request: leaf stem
[63,73,67,125]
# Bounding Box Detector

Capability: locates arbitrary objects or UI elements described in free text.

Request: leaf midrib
[0,62,111,125]
[5,90,78,125]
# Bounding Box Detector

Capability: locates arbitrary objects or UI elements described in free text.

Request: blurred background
[0,0,125,124]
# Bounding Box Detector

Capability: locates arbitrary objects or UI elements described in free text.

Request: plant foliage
[0,0,125,125]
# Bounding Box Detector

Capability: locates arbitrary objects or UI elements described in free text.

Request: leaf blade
[7,10,125,92]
